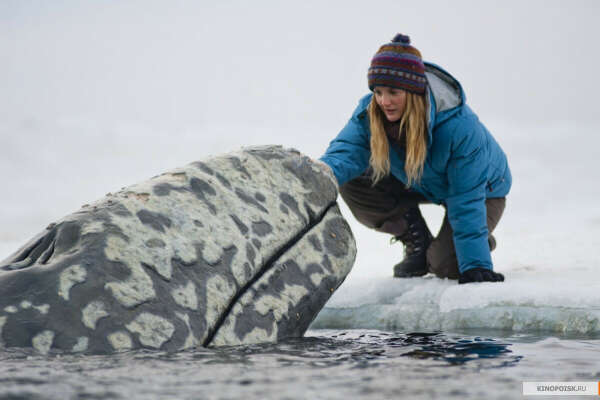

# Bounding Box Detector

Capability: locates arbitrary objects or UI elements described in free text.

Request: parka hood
[424,62,466,147]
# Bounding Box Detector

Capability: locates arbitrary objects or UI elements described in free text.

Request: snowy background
[2,0,599,334]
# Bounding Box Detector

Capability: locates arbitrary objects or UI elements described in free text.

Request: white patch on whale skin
[125,312,175,349]
[240,325,278,344]
[210,315,277,347]
[200,241,223,266]
[309,272,325,287]
[32,330,54,355]
[170,236,197,266]
[107,331,133,351]
[252,284,309,320]
[20,301,32,309]
[175,312,199,349]
[104,235,156,307]
[33,304,50,314]
[58,264,87,301]
[5,302,50,314]
[72,337,89,352]
[82,301,109,330]
[171,281,199,310]
[81,220,105,235]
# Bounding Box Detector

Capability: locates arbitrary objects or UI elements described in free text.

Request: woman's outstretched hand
[458,267,505,284]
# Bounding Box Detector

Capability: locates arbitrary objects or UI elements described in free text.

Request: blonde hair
[368,91,428,186]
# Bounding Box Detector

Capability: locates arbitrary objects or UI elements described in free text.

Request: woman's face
[373,86,407,122]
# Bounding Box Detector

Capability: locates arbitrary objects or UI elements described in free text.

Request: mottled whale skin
[0,146,356,354]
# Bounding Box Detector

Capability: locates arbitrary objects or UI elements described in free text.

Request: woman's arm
[319,97,372,187]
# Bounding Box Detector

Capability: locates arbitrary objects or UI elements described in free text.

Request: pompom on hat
[367,33,427,95]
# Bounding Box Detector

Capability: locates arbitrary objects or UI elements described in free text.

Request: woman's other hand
[458,267,505,284]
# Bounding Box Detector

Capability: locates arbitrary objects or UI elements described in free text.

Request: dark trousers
[339,173,506,279]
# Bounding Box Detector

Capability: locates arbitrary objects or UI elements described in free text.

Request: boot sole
[393,269,428,278]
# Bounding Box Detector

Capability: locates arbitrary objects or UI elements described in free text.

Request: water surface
[1,329,598,400]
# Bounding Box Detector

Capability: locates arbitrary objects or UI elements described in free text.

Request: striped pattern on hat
[368,34,427,95]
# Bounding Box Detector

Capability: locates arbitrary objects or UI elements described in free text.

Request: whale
[0,145,356,354]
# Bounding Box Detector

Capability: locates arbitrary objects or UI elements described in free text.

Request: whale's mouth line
[202,201,337,347]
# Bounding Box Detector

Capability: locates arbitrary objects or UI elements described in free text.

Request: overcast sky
[2,0,599,130]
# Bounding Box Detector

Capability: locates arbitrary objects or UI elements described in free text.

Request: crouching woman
[319,34,511,284]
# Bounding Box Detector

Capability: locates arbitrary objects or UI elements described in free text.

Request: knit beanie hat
[368,33,427,95]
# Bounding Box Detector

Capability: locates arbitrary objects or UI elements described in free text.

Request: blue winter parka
[320,62,512,274]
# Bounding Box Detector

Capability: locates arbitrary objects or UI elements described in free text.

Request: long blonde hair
[368,92,428,186]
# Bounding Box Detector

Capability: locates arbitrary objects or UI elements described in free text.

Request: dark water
[1,329,599,400]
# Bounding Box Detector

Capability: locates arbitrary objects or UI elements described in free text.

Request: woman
[319,34,511,284]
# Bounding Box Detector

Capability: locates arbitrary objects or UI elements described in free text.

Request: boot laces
[391,230,424,255]
[389,208,431,255]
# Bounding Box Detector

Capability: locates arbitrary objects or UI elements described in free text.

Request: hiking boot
[392,207,433,277]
